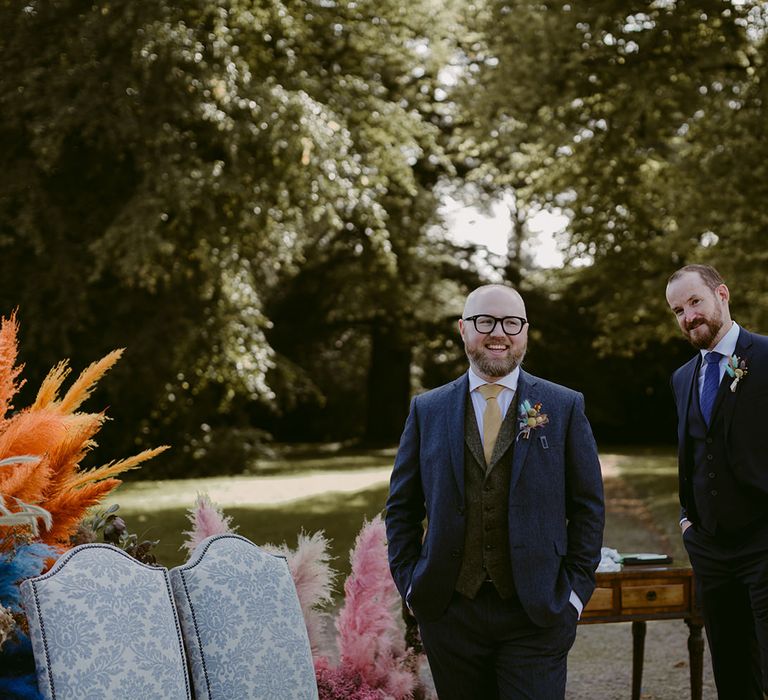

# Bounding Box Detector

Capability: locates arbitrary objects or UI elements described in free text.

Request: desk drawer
[621,583,685,609]
[585,587,615,613]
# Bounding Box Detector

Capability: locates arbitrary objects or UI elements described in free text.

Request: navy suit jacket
[385,369,605,626]
[671,326,768,525]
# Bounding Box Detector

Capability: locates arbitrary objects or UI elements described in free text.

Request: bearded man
[385,284,605,700]
[667,264,768,699]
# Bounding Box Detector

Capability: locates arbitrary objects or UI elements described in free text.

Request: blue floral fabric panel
[170,534,318,700]
[20,543,191,700]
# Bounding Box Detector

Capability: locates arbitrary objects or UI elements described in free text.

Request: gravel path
[568,620,715,699]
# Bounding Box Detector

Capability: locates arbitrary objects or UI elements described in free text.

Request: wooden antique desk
[580,566,704,700]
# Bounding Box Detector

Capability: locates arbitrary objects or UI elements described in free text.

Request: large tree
[458,1,768,354]
[0,0,463,471]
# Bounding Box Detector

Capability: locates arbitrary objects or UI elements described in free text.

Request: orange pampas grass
[0,312,25,429]
[0,456,51,506]
[32,349,124,414]
[0,313,169,550]
[40,479,122,546]
[0,410,68,463]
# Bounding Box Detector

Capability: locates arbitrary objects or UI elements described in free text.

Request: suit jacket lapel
[677,356,699,462]
[509,370,534,493]
[488,395,518,469]
[722,328,753,439]
[449,374,469,502]
[464,394,486,471]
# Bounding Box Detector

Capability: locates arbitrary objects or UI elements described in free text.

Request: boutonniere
[517,399,549,440]
[725,354,748,392]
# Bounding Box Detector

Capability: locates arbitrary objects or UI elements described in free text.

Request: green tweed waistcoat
[455,391,517,599]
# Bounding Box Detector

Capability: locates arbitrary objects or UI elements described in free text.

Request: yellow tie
[478,383,504,464]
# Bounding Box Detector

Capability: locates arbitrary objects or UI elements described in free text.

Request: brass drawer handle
[646,590,657,602]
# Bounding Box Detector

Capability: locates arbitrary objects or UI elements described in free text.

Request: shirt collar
[468,366,519,393]
[701,321,740,361]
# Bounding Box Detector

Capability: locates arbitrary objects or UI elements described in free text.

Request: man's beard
[684,311,724,349]
[466,344,526,379]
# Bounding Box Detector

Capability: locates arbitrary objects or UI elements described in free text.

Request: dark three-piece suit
[672,326,768,699]
[385,369,604,699]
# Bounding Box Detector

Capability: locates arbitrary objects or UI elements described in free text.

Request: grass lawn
[104,447,396,575]
[104,444,682,574]
[602,445,684,562]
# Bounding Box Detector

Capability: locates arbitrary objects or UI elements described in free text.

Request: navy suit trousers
[416,582,578,700]
[683,520,768,699]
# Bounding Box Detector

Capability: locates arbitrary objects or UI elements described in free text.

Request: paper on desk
[620,552,672,565]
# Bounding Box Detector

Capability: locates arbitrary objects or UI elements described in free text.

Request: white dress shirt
[467,367,519,440]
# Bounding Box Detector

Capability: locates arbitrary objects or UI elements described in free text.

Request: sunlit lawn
[104,444,682,574]
[104,447,396,575]
[600,445,684,562]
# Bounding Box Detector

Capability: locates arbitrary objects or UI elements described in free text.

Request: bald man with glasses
[386,283,605,700]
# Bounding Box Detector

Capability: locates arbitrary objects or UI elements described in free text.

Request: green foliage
[0,0,465,470]
[72,504,160,565]
[460,1,768,353]
[264,236,483,443]
[7,0,766,457]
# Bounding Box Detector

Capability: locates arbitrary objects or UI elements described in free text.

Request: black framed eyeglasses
[463,314,528,336]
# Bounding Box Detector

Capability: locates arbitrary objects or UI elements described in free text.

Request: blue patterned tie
[700,351,723,426]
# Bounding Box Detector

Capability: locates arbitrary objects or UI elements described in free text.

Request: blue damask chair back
[20,543,191,700]
[169,533,318,700]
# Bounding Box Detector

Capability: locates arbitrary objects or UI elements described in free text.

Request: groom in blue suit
[385,284,604,699]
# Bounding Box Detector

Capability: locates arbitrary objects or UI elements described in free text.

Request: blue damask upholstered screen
[170,533,318,700]
[20,543,192,700]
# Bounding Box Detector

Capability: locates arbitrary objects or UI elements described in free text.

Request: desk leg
[686,618,704,700]
[631,620,646,700]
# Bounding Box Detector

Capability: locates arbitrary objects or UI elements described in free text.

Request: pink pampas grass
[267,531,336,658]
[314,657,383,700]
[181,493,236,554]
[333,515,415,700]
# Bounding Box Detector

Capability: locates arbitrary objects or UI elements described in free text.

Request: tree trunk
[505,202,526,287]
[364,324,412,445]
